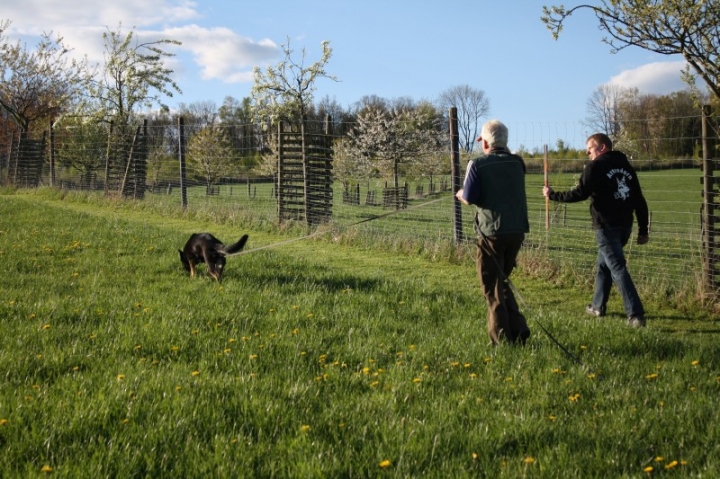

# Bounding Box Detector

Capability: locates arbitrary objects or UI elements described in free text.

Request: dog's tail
[222,234,249,256]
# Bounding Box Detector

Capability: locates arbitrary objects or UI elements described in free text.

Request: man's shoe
[585,304,606,317]
[628,316,646,328]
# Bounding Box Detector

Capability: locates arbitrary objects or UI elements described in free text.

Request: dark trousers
[477,233,529,345]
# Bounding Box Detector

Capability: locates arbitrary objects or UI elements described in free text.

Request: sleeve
[461,160,483,206]
[632,180,650,236]
[549,164,594,203]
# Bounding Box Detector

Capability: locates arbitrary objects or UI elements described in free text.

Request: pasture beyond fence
[1,111,718,306]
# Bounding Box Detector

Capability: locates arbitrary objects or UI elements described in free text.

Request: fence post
[449,107,463,245]
[178,117,188,210]
[49,120,56,187]
[701,105,717,292]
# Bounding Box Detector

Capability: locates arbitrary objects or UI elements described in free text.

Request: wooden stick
[544,144,549,230]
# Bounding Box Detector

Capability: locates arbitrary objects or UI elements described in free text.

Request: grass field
[0,189,718,477]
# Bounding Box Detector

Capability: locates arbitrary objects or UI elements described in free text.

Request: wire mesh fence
[1,115,716,304]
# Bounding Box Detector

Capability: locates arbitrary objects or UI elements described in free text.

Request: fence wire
[0,118,715,302]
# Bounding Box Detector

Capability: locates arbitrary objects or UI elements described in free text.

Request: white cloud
[2,1,276,85]
[164,25,278,83]
[608,61,689,94]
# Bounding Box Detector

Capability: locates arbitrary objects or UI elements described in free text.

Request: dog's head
[206,255,227,283]
[178,250,191,272]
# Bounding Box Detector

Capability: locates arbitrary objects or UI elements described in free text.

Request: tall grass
[0,191,718,477]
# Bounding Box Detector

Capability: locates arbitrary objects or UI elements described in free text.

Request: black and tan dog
[178,233,249,283]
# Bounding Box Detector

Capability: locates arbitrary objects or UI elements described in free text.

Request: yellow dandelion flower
[464,363,471,368]
[192,329,199,335]
[483,357,492,364]
[644,466,654,473]
[269,308,275,313]
[691,360,700,366]
[175,386,182,391]
[171,346,180,351]
[306,313,314,317]
[412,378,422,383]
[249,354,258,360]
[134,345,142,351]
[654,456,664,462]
[587,373,596,379]
[223,348,231,354]
[116,374,125,381]
[292,328,299,335]
[450,361,460,368]
[665,460,678,469]
[228,338,236,343]
[300,425,310,432]
[191,370,200,376]
[548,415,557,421]
[398,301,405,305]
[122,418,130,424]
[580,345,587,350]
[379,460,391,468]
[40,465,53,473]
[472,452,478,460]
[646,373,659,380]
[469,373,478,379]
[0,419,8,426]
[523,456,535,464]
[370,381,380,387]
[362,367,371,375]
[42,324,51,330]
[409,344,416,350]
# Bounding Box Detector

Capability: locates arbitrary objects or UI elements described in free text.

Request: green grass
[0,190,718,477]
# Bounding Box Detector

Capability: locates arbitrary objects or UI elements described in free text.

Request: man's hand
[637,234,649,245]
[455,189,469,205]
[543,186,553,198]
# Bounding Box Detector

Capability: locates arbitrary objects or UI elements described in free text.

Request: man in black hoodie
[543,133,649,328]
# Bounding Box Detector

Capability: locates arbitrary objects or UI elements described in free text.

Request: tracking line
[233,194,451,256]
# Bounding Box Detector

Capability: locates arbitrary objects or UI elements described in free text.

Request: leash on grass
[233,195,451,256]
[478,233,603,378]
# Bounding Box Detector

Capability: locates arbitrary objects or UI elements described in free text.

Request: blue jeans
[591,226,644,318]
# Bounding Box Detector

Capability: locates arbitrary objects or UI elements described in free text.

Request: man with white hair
[456,119,530,345]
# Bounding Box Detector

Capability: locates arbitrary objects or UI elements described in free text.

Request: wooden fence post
[449,107,463,245]
[178,117,188,210]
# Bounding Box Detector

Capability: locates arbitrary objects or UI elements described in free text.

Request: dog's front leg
[189,261,196,278]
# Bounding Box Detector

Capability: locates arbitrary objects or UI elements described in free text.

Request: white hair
[481,120,509,148]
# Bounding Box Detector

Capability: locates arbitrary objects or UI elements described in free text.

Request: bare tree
[437,85,490,152]
[541,1,720,99]
[584,83,632,138]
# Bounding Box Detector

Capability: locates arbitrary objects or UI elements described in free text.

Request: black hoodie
[549,150,649,235]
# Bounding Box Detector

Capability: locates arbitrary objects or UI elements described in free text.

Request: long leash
[478,233,603,377]
[233,195,450,256]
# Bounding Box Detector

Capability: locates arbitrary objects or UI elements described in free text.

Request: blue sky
[3,0,691,149]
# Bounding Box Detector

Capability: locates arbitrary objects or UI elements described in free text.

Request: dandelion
[523,456,535,464]
[116,374,125,381]
[134,345,142,351]
[42,324,51,330]
[379,460,391,468]
[464,363,471,368]
[249,354,258,360]
[472,452,478,460]
[0,419,8,426]
[587,373,596,380]
[269,308,275,313]
[654,456,664,462]
[569,393,580,402]
[483,357,492,364]
[450,361,460,368]
[469,373,478,379]
[300,425,311,432]
[306,313,314,317]
[665,460,678,469]
[40,465,53,473]
[412,378,422,383]
[370,381,380,388]
[228,338,236,343]
[644,466,654,473]
[548,415,557,421]
[122,418,130,424]
[646,373,659,380]
[691,360,700,366]
[362,367,371,375]
[292,328,300,335]
[191,371,200,376]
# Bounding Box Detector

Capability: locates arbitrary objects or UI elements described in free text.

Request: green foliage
[0,191,718,476]
[0,19,90,134]
[542,0,720,100]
